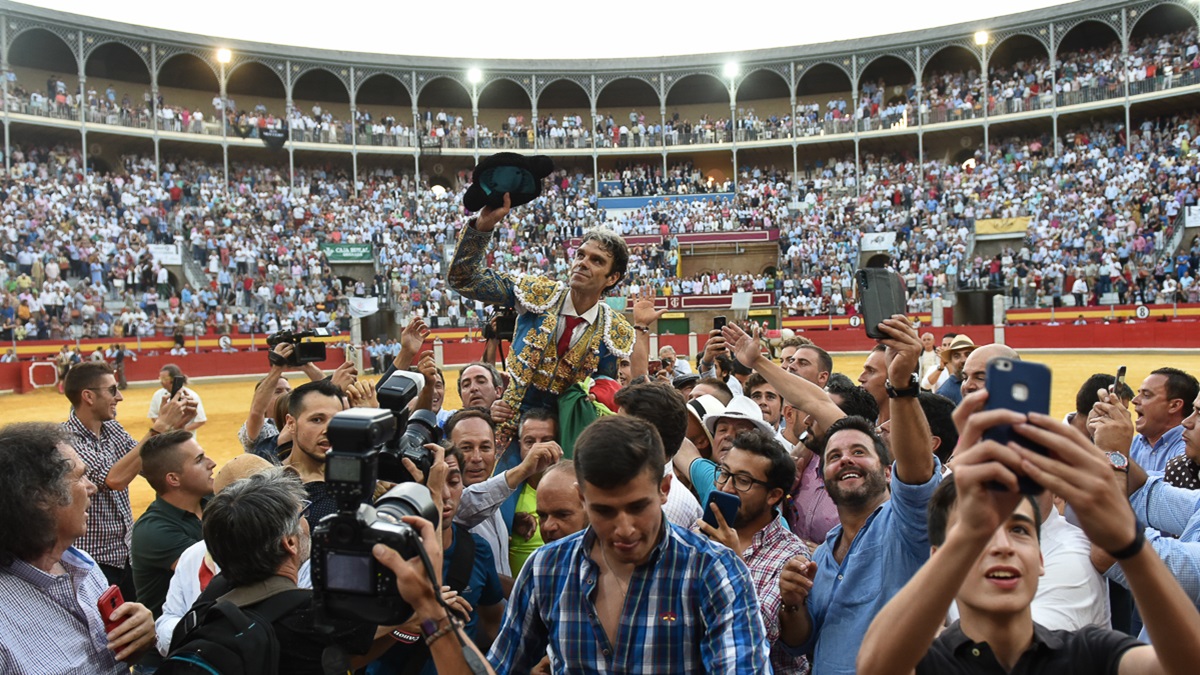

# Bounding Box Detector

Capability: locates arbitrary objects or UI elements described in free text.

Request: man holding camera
[448,193,635,449]
[189,467,496,674]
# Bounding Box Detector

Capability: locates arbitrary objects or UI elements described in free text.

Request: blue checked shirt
[0,547,124,674]
[487,519,770,674]
[1129,426,1186,476]
[1106,475,1200,641]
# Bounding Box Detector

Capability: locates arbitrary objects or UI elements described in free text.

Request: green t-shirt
[130,496,204,617]
[509,483,544,575]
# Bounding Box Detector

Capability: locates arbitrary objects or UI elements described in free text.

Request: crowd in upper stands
[8,27,1197,150]
[1,105,1199,342]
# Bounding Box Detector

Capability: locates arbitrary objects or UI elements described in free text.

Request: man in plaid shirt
[697,427,811,674]
[488,415,770,674]
[61,362,197,599]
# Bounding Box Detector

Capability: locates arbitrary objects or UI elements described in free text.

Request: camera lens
[405,409,442,446]
[374,482,440,531]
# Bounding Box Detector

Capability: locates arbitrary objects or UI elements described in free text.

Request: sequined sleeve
[447,223,518,306]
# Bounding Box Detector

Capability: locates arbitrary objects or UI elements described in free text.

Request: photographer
[187,468,496,674]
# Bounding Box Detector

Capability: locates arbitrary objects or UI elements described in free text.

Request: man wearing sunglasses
[698,428,810,675]
[62,362,198,600]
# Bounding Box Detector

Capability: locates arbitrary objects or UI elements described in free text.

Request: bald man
[960,343,1021,399]
[535,461,589,544]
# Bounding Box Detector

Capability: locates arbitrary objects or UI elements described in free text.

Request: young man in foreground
[857,396,1200,674]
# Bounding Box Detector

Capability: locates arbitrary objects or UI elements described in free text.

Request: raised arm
[629,285,666,381]
[1016,414,1200,675]
[858,410,1028,675]
[447,193,518,305]
[877,316,935,485]
[722,323,845,434]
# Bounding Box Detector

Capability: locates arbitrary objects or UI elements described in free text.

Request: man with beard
[698,429,809,675]
[281,379,346,525]
[775,315,939,675]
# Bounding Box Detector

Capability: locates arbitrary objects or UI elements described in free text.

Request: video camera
[266,328,335,366]
[483,307,517,342]
[311,370,444,624]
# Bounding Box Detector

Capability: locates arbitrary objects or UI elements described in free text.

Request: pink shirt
[788,457,839,545]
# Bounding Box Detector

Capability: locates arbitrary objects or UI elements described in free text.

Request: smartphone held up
[982,358,1053,494]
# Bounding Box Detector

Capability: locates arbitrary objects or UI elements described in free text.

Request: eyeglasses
[715,466,772,493]
[299,499,313,520]
[86,385,119,397]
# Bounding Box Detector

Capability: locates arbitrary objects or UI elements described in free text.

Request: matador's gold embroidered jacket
[447,224,634,444]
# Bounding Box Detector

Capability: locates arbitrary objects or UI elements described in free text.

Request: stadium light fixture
[974,31,989,46]
[467,68,483,84]
[723,63,739,79]
[216,48,232,64]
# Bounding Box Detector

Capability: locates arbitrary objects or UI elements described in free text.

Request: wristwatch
[1106,451,1129,473]
[885,374,921,398]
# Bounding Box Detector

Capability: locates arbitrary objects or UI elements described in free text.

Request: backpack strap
[446,524,476,593]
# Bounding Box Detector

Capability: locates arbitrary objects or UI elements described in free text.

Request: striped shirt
[487,518,770,674]
[0,547,124,674]
[62,411,137,567]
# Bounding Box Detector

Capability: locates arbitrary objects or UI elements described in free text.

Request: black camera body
[310,484,438,625]
[483,307,517,342]
[311,371,443,624]
[266,328,333,366]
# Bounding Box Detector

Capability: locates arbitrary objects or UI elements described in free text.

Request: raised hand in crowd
[629,282,667,381]
[395,317,430,370]
[156,389,199,432]
[330,358,358,391]
[345,379,379,408]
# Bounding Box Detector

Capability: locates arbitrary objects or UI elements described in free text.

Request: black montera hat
[462,152,555,213]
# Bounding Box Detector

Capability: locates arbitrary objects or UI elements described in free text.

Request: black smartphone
[982,357,1052,494]
[1110,365,1127,396]
[170,375,186,398]
[713,315,727,332]
[856,269,906,339]
[702,490,741,529]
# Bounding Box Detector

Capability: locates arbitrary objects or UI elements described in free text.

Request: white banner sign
[148,244,182,265]
[348,296,379,318]
[860,232,897,252]
[1186,206,1200,228]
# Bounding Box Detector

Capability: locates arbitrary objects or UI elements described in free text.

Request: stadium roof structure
[1,0,1190,75]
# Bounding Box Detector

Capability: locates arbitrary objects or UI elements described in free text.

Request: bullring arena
[4,0,1200,670]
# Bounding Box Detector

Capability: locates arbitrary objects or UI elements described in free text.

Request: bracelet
[633,325,650,334]
[1106,522,1146,560]
[781,604,804,614]
[147,428,161,436]
[422,615,460,646]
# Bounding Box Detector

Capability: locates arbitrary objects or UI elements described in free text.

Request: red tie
[557,315,583,356]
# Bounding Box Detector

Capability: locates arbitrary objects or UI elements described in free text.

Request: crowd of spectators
[7,27,1197,152]
[1,107,1198,344]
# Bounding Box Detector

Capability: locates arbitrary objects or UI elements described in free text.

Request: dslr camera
[311,370,443,624]
[483,306,517,342]
[266,328,334,366]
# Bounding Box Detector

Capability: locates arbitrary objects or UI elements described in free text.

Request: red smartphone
[97,585,126,633]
